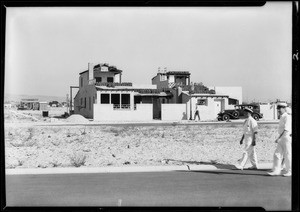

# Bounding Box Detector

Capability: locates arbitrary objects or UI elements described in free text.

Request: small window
[96,77,102,83]
[84,98,86,108]
[197,99,207,106]
[107,77,114,83]
[89,97,91,110]
[101,94,110,104]
[80,77,83,87]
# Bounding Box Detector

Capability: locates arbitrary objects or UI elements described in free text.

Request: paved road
[5,169,291,210]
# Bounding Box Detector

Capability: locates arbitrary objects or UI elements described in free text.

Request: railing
[95,82,133,87]
[113,104,136,110]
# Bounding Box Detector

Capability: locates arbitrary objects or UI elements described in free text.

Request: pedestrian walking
[194,104,200,121]
[235,107,258,170]
[268,102,292,177]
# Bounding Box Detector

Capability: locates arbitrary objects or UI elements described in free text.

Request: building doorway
[214,99,223,117]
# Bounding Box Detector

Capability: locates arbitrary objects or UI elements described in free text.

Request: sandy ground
[4,108,279,169]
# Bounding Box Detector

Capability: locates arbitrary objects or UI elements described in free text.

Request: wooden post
[70,86,72,113]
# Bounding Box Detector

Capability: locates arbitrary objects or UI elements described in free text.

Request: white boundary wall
[190,97,228,121]
[260,103,279,120]
[93,104,153,121]
[161,104,187,121]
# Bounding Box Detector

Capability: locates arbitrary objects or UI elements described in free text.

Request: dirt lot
[4,108,279,169]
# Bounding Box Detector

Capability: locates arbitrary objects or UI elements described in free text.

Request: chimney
[88,63,94,80]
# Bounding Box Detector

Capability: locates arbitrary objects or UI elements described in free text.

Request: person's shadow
[165,159,271,176]
[166,159,236,169]
[181,112,187,120]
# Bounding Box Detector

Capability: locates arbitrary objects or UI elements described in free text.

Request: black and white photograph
[2,1,297,210]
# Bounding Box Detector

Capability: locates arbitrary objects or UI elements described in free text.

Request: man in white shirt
[268,102,292,177]
[235,107,258,170]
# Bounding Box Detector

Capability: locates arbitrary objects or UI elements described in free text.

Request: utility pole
[70,86,79,114]
[189,82,194,120]
[66,94,69,114]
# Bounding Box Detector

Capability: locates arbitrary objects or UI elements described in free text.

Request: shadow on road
[177,169,273,177]
[166,159,237,170]
[166,159,274,176]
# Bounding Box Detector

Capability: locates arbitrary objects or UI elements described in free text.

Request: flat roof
[191,94,229,98]
[96,86,173,95]
[166,71,190,75]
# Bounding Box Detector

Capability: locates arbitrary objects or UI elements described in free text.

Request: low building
[152,68,241,121]
[73,63,244,121]
[208,86,242,107]
[259,101,291,120]
[18,99,39,110]
[74,63,173,121]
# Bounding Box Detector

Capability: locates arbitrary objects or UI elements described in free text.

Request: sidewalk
[5,163,273,175]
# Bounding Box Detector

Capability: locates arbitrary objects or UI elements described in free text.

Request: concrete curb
[5,120,279,127]
[5,163,273,175]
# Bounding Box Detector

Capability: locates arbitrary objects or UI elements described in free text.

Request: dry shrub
[10,138,37,147]
[18,159,24,166]
[109,126,135,137]
[50,159,62,167]
[69,152,87,167]
[109,128,120,136]
[10,140,24,147]
[51,127,61,134]
[79,127,87,135]
[25,139,38,147]
[51,140,60,146]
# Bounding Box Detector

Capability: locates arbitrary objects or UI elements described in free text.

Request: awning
[134,92,173,97]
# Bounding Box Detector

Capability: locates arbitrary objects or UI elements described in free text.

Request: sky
[4,2,292,103]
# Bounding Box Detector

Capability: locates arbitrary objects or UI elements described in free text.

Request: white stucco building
[73,63,245,122]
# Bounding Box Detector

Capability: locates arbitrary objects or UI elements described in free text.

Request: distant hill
[4,93,67,103]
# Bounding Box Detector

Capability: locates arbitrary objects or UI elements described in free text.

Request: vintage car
[217,104,263,121]
[17,105,28,110]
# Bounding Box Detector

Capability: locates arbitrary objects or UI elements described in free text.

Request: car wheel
[252,114,259,121]
[222,114,230,121]
[232,111,239,119]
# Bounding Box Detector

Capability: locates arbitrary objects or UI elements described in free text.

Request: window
[89,97,91,110]
[107,77,114,83]
[80,77,83,87]
[95,77,102,83]
[84,98,86,108]
[101,94,110,104]
[121,94,130,105]
[111,94,120,104]
[229,98,239,105]
[197,99,207,106]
